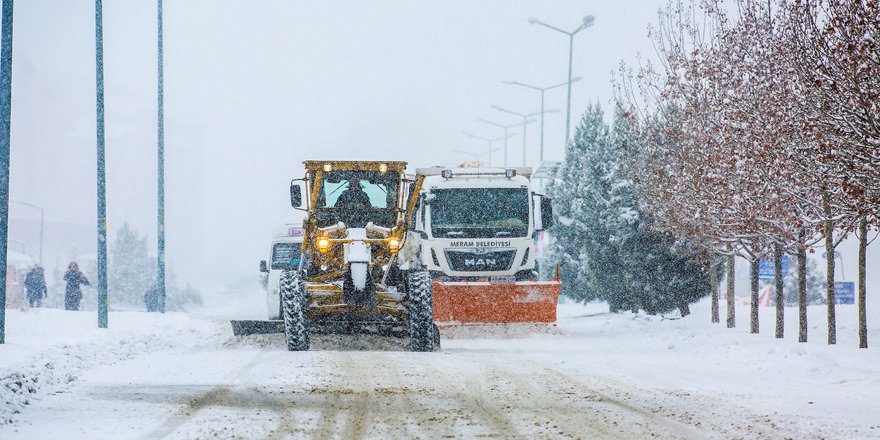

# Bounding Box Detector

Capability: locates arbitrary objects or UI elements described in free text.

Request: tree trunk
[679,302,691,317]
[711,256,720,323]
[798,231,807,343]
[824,195,836,345]
[726,249,735,328]
[774,243,784,338]
[750,258,759,334]
[858,215,867,349]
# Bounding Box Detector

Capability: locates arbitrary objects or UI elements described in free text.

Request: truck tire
[280,270,309,351]
[408,271,436,352]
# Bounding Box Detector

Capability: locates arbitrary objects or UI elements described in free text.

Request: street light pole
[491,106,554,166]
[157,0,166,313]
[96,0,108,329]
[475,119,521,168]
[461,131,510,167]
[529,15,595,147]
[502,77,581,164]
[0,0,13,345]
[10,200,43,265]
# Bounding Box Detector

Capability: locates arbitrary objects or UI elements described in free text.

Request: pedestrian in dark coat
[144,283,160,312]
[63,262,89,311]
[24,265,48,308]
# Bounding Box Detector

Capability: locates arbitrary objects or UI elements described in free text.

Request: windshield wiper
[494,231,512,237]
[445,231,464,237]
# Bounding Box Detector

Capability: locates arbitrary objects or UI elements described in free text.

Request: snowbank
[0,308,225,424]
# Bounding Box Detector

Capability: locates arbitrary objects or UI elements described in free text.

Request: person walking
[63,262,90,311]
[144,282,160,312]
[24,265,48,308]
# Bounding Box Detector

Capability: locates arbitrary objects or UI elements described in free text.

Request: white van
[259,224,305,320]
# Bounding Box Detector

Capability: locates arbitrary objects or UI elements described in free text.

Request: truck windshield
[271,243,302,270]
[429,188,529,238]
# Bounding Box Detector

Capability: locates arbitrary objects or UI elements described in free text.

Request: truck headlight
[318,237,330,253]
[388,238,400,254]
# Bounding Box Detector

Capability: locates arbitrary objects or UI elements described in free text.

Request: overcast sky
[4,1,667,290]
[6,1,875,295]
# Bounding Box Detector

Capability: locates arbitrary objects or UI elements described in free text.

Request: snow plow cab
[280,160,438,351]
[402,167,561,327]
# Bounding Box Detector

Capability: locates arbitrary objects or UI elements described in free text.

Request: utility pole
[157,0,166,313]
[0,0,14,344]
[96,0,108,328]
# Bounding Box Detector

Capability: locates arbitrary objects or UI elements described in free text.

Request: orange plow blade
[432,280,561,326]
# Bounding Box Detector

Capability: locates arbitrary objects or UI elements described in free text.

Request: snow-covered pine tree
[545,105,608,302]
[609,106,710,316]
[591,105,638,312]
[108,223,155,308]
[548,102,711,314]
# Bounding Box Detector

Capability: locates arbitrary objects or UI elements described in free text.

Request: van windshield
[271,243,302,270]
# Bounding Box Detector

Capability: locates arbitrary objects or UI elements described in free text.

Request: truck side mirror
[290,184,302,208]
[540,196,554,229]
[259,260,269,273]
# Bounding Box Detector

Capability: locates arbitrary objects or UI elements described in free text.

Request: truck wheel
[408,271,436,352]
[280,270,309,351]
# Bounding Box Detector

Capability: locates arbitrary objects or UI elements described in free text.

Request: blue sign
[757,255,789,280]
[834,281,855,305]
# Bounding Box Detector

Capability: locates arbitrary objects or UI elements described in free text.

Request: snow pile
[0,308,225,424]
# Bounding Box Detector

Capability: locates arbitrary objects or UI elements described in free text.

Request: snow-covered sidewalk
[0,308,227,424]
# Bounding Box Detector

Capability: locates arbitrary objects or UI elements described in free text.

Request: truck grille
[444,248,516,272]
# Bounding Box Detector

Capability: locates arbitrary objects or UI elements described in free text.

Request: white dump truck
[404,167,561,325]
[259,224,305,320]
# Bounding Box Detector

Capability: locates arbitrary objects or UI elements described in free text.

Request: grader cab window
[313,171,400,227]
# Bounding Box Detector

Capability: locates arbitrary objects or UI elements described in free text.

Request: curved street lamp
[529,15,595,148]
[502,77,581,164]
[474,118,522,168]
[491,105,557,166]
[461,131,510,168]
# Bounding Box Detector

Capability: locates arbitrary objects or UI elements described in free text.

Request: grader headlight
[388,238,400,254]
[317,237,330,253]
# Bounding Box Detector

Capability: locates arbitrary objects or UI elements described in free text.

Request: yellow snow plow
[277,160,439,351]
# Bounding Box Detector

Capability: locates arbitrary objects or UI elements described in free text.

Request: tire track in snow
[476,355,630,440]
[140,352,270,439]
[269,352,378,440]
[526,361,713,440]
[536,365,805,440]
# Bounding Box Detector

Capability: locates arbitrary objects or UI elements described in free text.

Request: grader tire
[280,270,310,351]
[408,271,436,352]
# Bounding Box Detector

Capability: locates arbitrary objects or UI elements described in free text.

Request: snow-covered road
[1,295,878,439]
